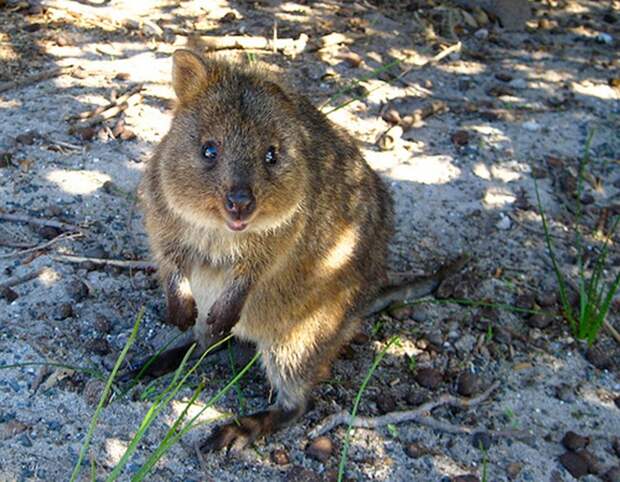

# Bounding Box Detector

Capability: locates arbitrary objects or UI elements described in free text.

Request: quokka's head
[159,49,310,234]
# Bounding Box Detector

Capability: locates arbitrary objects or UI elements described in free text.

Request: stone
[415,367,442,390]
[271,448,289,465]
[558,451,588,478]
[561,431,589,451]
[306,436,333,462]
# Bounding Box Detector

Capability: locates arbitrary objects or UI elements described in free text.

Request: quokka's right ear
[172,49,221,103]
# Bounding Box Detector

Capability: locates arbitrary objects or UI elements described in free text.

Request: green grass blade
[106,344,197,482]
[227,339,246,416]
[337,336,400,482]
[131,351,261,481]
[69,307,145,482]
[588,270,620,344]
[534,179,576,333]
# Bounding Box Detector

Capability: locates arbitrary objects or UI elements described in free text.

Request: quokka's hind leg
[200,343,339,453]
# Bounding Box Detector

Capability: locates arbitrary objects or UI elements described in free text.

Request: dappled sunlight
[322,225,359,272]
[387,155,461,185]
[483,186,516,208]
[46,168,111,194]
[571,81,619,101]
[469,124,512,152]
[166,399,228,427]
[104,437,129,466]
[39,267,60,287]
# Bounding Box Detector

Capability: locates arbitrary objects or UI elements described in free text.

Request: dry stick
[0,65,74,94]
[0,232,82,260]
[188,33,309,54]
[69,92,142,132]
[0,213,81,232]
[0,268,48,290]
[67,83,143,122]
[52,254,155,270]
[309,381,529,441]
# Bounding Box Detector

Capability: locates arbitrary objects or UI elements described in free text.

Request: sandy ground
[1,0,619,481]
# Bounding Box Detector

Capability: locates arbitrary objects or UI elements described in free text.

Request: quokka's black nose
[225,187,255,217]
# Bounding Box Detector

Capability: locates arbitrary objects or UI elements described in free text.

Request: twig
[0,213,81,232]
[0,268,49,290]
[185,33,309,55]
[69,88,142,132]
[0,65,74,94]
[0,232,82,259]
[309,381,526,441]
[52,255,155,270]
[66,83,143,122]
[604,320,620,345]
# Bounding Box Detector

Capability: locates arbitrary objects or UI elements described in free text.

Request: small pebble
[456,371,479,397]
[522,120,541,132]
[559,451,589,478]
[405,442,427,459]
[114,72,130,81]
[526,313,552,329]
[472,431,492,450]
[17,433,32,447]
[53,303,73,320]
[306,436,333,462]
[506,462,523,479]
[577,448,603,475]
[271,448,289,465]
[555,384,576,403]
[415,367,442,390]
[87,338,110,356]
[376,394,397,414]
[451,130,470,146]
[496,214,512,230]
[65,279,89,302]
[474,28,489,40]
[586,347,612,369]
[561,431,589,451]
[0,287,19,303]
[405,390,428,406]
[94,315,111,334]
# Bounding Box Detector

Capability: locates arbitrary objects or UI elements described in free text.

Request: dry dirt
[1,1,619,481]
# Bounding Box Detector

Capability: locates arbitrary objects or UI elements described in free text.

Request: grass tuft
[534,130,620,344]
[70,306,145,482]
[337,335,400,482]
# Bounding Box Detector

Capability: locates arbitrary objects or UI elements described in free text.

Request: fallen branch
[0,213,81,232]
[0,268,49,290]
[0,232,82,260]
[604,320,620,345]
[67,83,143,122]
[309,381,529,441]
[181,33,309,56]
[0,65,74,94]
[69,86,143,132]
[52,255,155,270]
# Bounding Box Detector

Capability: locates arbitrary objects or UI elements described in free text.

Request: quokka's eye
[265,145,277,165]
[201,141,218,168]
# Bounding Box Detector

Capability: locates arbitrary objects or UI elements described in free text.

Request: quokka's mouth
[226,219,248,232]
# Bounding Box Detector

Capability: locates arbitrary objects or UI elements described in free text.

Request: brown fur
[141,49,394,451]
